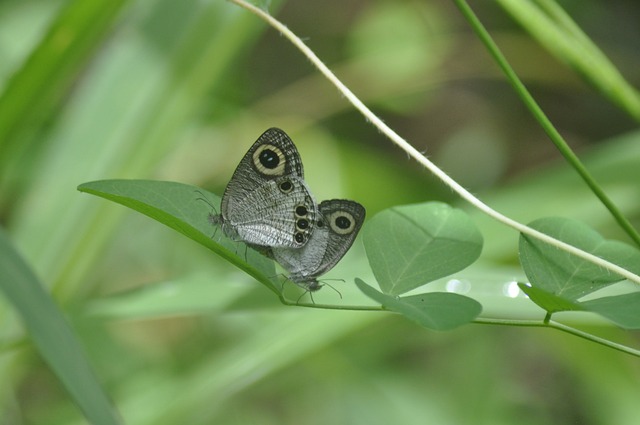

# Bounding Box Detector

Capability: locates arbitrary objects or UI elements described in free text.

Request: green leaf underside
[519,284,640,329]
[0,229,121,424]
[519,217,640,301]
[518,283,583,314]
[363,202,483,295]
[77,179,279,293]
[355,278,482,330]
[581,293,640,330]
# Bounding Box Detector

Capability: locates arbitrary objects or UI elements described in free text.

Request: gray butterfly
[209,128,317,248]
[268,199,366,292]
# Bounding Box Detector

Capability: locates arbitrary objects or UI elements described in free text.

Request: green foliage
[519,217,640,328]
[79,180,484,328]
[355,279,481,330]
[496,0,640,120]
[0,229,121,425]
[1,0,640,423]
[78,179,279,294]
[363,202,483,295]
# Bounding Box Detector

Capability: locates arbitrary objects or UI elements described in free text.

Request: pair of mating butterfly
[208,127,365,293]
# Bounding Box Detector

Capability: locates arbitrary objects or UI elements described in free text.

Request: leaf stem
[474,317,640,357]
[228,0,640,285]
[278,298,640,357]
[279,296,385,311]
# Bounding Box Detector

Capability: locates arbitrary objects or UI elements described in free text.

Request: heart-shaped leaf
[355,278,482,330]
[78,179,279,294]
[363,202,483,295]
[519,217,640,301]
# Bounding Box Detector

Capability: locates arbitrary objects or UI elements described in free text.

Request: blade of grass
[0,0,130,197]
[498,0,640,121]
[0,229,121,425]
[452,0,640,249]
[10,1,266,299]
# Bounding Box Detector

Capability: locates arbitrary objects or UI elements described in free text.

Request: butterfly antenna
[194,189,220,217]
[316,278,343,300]
[324,282,342,299]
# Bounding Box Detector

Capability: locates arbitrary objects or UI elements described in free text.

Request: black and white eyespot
[296,218,310,230]
[328,211,356,235]
[278,179,294,193]
[294,232,306,244]
[295,205,308,218]
[293,203,312,237]
[253,144,286,176]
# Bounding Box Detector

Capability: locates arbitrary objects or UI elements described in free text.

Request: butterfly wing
[226,176,316,247]
[219,128,317,248]
[221,127,304,215]
[272,199,366,284]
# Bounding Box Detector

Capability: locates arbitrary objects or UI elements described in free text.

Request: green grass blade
[9,2,263,299]
[0,229,121,425]
[498,0,640,120]
[453,0,640,248]
[0,0,129,160]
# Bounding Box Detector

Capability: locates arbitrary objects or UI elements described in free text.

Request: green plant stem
[452,0,640,248]
[280,295,384,311]
[283,297,640,357]
[474,317,640,358]
[228,0,640,285]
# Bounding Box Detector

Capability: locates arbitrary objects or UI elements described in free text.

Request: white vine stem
[230,0,640,285]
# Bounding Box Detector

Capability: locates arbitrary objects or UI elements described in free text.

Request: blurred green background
[1,0,640,423]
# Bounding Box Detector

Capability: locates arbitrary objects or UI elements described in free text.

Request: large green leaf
[0,229,121,425]
[362,202,483,295]
[519,217,640,328]
[78,179,280,295]
[519,217,640,300]
[355,278,481,330]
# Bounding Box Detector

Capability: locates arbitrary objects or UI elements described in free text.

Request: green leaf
[517,283,583,314]
[362,202,483,295]
[77,179,280,294]
[519,283,640,329]
[355,278,482,330]
[581,293,640,330]
[0,229,121,425]
[519,217,640,301]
